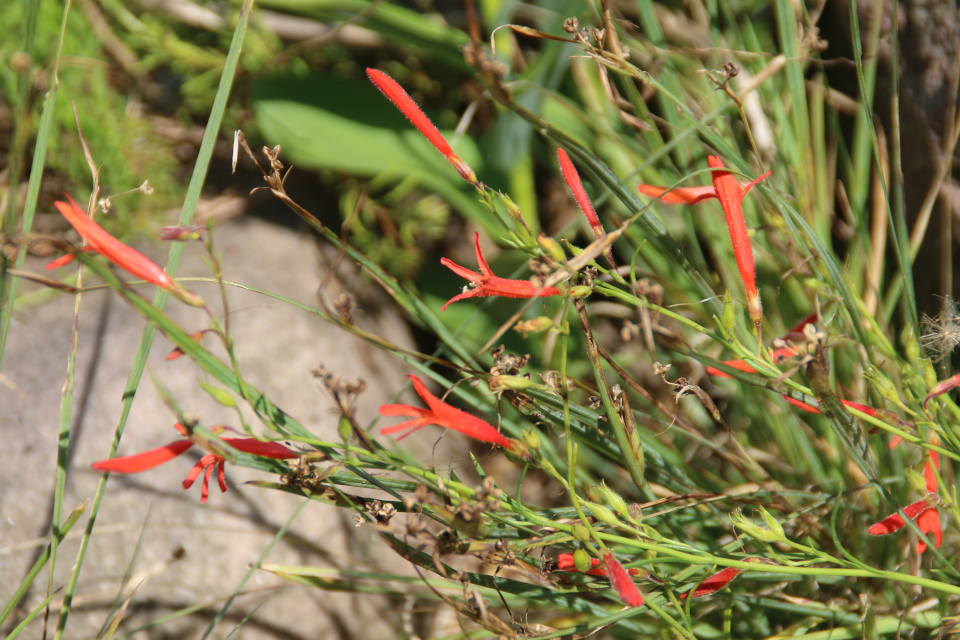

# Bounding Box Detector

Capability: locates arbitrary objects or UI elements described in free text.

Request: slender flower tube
[50,194,203,306]
[380,374,527,455]
[366,68,477,185]
[557,148,616,268]
[638,159,770,331]
[91,423,297,503]
[709,156,766,331]
[679,567,741,599]
[602,551,644,607]
[440,232,562,310]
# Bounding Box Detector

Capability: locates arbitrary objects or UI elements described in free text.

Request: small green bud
[902,325,921,365]
[597,481,629,517]
[199,381,236,408]
[537,234,566,262]
[757,506,785,540]
[489,375,537,391]
[572,549,593,573]
[521,428,541,450]
[514,316,554,336]
[731,507,786,543]
[864,366,903,407]
[586,502,620,527]
[501,193,523,221]
[567,285,593,298]
[571,525,591,543]
[721,289,737,334]
[905,467,928,494]
[337,416,352,441]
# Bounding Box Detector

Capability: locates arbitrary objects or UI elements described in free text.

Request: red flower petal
[916,507,942,553]
[637,183,718,205]
[223,437,297,459]
[603,551,643,607]
[366,68,477,184]
[868,499,932,536]
[91,440,193,474]
[679,567,740,599]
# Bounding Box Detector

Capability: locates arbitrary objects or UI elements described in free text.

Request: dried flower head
[920,296,960,363]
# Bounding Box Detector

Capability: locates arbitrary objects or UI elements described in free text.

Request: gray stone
[1,215,418,639]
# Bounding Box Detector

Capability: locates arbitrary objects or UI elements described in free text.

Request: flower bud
[514,316,554,337]
[597,481,629,517]
[489,374,537,391]
[521,428,541,450]
[572,549,593,573]
[567,285,593,298]
[731,507,786,543]
[337,416,353,441]
[537,234,566,262]
[571,524,591,543]
[501,193,524,221]
[586,502,620,527]
[721,289,737,334]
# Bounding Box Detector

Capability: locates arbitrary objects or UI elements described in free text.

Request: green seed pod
[521,428,541,450]
[722,289,736,334]
[571,525,591,543]
[731,507,786,543]
[537,234,566,262]
[501,193,524,221]
[199,381,236,408]
[902,325,921,366]
[586,502,620,527]
[337,416,353,441]
[573,549,593,573]
[597,481,629,517]
[567,285,593,298]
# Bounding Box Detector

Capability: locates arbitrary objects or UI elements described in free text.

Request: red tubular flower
[639,159,770,331]
[166,329,216,361]
[380,375,526,455]
[602,551,644,607]
[709,156,767,331]
[557,148,616,268]
[923,373,960,411]
[440,232,562,311]
[366,68,477,185]
[679,567,740,600]
[91,423,297,503]
[556,553,640,576]
[50,194,203,306]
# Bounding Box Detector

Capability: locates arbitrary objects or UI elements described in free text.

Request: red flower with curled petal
[91,423,297,503]
[49,194,203,306]
[440,232,562,311]
[380,375,527,455]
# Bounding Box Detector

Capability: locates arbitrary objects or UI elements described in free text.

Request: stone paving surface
[1,215,420,639]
